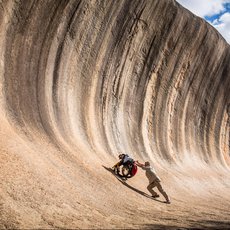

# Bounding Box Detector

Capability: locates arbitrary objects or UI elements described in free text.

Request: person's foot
[165,199,171,204]
[151,194,160,198]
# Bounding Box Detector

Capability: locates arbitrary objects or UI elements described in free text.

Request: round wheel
[121,165,130,177]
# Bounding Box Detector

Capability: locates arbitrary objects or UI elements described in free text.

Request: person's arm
[135,160,145,167]
[112,160,121,168]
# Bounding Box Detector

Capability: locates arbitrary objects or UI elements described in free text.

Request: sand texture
[0,0,230,229]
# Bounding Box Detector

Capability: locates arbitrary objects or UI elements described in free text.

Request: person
[135,160,171,204]
[112,153,137,177]
[113,153,134,168]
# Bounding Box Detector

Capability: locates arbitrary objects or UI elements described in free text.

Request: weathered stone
[0,0,229,228]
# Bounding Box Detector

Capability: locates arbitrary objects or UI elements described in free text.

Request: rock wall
[0,0,230,228]
[1,0,229,165]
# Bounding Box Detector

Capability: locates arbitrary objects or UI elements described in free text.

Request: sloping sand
[0,0,230,229]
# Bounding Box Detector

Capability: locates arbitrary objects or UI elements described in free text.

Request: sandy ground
[1,0,230,229]
[1,116,230,229]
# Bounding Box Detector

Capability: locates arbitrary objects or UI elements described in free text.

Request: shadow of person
[102,165,165,203]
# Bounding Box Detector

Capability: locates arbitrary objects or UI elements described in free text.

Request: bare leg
[147,181,158,196]
[156,182,170,202]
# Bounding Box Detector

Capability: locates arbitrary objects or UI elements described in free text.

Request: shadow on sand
[102,165,165,203]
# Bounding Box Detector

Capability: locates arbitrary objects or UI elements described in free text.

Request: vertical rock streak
[2,0,230,166]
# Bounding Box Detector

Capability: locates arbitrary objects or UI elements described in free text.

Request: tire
[121,165,133,178]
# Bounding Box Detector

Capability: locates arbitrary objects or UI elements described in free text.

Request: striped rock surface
[0,0,229,228]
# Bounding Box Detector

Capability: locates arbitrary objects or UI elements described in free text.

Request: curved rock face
[0,0,230,228]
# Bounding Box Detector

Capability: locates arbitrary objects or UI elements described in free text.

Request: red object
[131,163,138,176]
